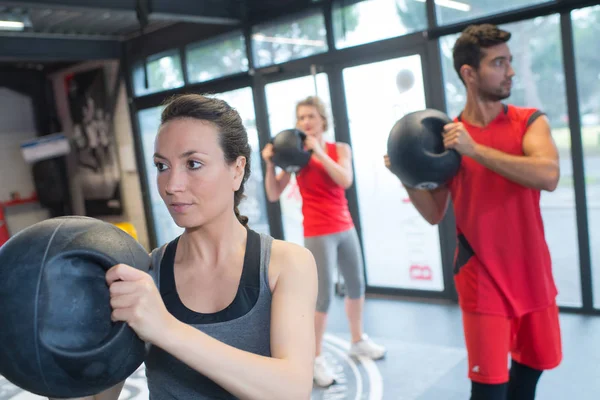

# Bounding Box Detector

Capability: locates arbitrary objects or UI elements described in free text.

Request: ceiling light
[0,20,25,30]
[0,11,32,32]
[414,0,471,12]
[252,33,326,47]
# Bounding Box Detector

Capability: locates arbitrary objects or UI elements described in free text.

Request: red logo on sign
[409,265,432,280]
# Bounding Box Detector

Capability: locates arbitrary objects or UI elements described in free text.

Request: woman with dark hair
[56,93,317,400]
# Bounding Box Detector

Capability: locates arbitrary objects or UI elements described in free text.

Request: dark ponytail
[234,206,249,226]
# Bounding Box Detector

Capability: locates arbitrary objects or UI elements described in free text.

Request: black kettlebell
[0,216,150,398]
[387,109,461,190]
[271,128,312,173]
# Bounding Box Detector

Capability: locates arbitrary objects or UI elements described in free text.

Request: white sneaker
[313,355,336,387]
[349,334,386,360]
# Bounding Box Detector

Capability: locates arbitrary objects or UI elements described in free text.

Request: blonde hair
[296,96,329,132]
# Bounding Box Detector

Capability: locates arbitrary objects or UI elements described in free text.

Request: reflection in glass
[186,34,248,84]
[252,13,328,68]
[333,0,426,49]
[435,0,553,26]
[133,51,184,97]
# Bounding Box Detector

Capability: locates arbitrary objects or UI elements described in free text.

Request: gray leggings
[304,227,365,313]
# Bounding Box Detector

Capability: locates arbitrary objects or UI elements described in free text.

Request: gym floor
[1,296,598,399]
[322,295,600,400]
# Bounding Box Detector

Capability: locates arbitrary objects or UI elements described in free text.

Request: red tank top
[448,104,558,317]
[296,142,354,237]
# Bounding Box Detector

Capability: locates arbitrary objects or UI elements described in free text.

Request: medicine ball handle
[420,117,452,158]
[296,131,313,154]
[39,249,135,363]
[268,129,313,154]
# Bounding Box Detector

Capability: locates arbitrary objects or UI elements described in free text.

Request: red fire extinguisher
[0,206,9,247]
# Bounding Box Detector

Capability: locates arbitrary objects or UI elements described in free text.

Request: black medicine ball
[0,216,150,398]
[271,128,312,173]
[387,109,461,190]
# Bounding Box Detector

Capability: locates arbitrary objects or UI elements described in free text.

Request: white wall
[0,87,51,235]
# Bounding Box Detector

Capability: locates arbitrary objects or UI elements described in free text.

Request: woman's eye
[155,162,168,172]
[188,160,202,170]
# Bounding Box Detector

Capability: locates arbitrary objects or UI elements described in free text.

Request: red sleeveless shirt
[296,142,354,237]
[449,104,558,317]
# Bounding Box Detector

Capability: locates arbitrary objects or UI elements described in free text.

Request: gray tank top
[145,229,273,399]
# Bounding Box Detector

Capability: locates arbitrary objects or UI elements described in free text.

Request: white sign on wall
[20,133,70,164]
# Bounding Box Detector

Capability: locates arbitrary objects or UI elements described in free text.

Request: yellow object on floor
[113,222,138,241]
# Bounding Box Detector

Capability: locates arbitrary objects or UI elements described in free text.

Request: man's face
[473,43,515,102]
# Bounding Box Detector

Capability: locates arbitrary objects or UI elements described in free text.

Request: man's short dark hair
[453,24,511,84]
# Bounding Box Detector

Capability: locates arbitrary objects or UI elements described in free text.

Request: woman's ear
[232,156,247,191]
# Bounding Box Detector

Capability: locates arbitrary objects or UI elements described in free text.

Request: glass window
[572,5,600,308]
[133,50,184,97]
[208,88,270,235]
[436,0,554,26]
[186,33,249,84]
[440,15,581,306]
[264,74,332,246]
[252,12,328,68]
[137,89,270,246]
[333,0,427,49]
[439,32,463,119]
[343,55,445,291]
[137,106,183,246]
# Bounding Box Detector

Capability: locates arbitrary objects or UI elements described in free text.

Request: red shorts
[462,303,562,384]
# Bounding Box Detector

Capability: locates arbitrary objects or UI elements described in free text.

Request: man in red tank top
[394,24,562,400]
[263,96,386,387]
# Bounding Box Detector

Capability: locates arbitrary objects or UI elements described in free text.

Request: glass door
[573,5,600,309]
[264,73,332,246]
[213,88,270,235]
[342,54,445,291]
